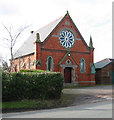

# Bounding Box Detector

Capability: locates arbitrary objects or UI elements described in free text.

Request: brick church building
[11,11,95,86]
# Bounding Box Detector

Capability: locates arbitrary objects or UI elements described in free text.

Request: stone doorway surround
[60,63,78,85]
[58,52,79,86]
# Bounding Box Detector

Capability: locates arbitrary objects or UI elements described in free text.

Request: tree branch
[2,24,13,42]
[12,25,29,47]
[2,23,29,62]
[3,38,11,41]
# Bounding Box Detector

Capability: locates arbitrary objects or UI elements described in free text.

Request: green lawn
[1,99,37,109]
[1,93,75,113]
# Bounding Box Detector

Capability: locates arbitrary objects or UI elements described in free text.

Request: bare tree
[1,24,29,66]
[2,60,10,72]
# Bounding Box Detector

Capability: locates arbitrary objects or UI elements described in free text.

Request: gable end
[41,12,90,50]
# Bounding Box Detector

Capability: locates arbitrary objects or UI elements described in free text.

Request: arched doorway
[64,67,72,83]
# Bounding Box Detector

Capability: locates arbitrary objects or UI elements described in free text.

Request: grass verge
[1,93,75,113]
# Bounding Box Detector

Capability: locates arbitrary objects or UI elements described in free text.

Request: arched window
[23,57,24,63]
[29,58,31,69]
[15,64,17,72]
[91,64,95,74]
[80,58,86,73]
[47,56,54,71]
[19,59,21,70]
[12,64,15,72]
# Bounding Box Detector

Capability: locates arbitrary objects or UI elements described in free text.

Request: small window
[22,62,26,69]
[107,72,110,77]
[66,59,72,65]
[24,63,26,69]
[19,60,21,70]
[15,64,17,72]
[80,58,86,73]
[12,64,15,72]
[48,57,52,71]
[91,64,95,74]
[29,59,31,69]
[22,57,25,69]
[47,56,54,71]
[23,57,24,62]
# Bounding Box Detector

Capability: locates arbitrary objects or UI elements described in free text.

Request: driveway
[63,85,112,106]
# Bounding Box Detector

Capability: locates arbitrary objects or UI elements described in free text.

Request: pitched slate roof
[13,17,63,59]
[13,12,90,59]
[95,58,113,69]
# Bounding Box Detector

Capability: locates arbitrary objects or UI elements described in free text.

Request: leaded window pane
[47,56,53,72]
[80,59,85,73]
[48,57,52,71]
[29,59,31,69]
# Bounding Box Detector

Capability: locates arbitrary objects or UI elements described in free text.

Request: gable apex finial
[66,10,69,15]
[89,35,94,49]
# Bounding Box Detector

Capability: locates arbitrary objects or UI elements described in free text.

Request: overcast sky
[0,0,113,64]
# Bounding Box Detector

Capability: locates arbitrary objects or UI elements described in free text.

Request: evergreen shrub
[2,72,64,102]
[19,69,48,73]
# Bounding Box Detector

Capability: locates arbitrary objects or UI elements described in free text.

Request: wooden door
[64,67,71,83]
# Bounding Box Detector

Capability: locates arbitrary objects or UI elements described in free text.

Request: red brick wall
[42,17,89,53]
[95,63,112,84]
[35,14,95,86]
[11,13,95,86]
[11,53,35,72]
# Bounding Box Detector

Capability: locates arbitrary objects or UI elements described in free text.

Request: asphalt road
[2,100,112,118]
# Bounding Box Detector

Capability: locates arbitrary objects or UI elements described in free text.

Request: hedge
[2,72,64,102]
[19,69,48,73]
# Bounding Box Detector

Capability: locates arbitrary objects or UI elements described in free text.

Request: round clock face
[59,30,75,48]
